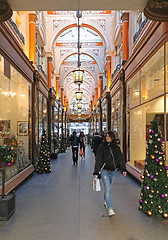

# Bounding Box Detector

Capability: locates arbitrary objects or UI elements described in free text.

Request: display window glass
[0,54,4,73]
[0,57,32,183]
[59,107,62,136]
[166,42,168,92]
[111,89,123,148]
[102,100,107,132]
[39,92,47,140]
[128,96,167,171]
[51,100,59,153]
[127,71,140,108]
[141,46,164,103]
[166,94,168,164]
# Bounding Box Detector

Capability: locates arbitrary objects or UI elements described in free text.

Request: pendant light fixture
[73,11,84,85]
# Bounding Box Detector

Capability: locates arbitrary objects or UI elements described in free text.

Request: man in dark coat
[92,132,102,158]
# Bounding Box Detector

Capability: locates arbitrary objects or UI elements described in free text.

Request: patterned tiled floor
[0,145,168,240]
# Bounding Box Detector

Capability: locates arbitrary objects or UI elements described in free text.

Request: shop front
[111,85,123,149]
[126,42,168,180]
[0,43,34,194]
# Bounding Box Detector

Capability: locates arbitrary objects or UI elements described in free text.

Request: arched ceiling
[8,0,147,11]
[55,21,105,109]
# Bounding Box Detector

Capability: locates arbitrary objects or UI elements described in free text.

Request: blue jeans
[101,170,116,209]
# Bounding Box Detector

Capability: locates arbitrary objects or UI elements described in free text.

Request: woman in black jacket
[93,130,127,217]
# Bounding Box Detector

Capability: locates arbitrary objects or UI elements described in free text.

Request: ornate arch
[68,89,91,104]
[63,68,97,85]
[58,51,101,73]
[50,20,108,52]
[64,79,94,95]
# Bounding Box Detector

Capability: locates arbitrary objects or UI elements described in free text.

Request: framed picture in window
[17,121,28,136]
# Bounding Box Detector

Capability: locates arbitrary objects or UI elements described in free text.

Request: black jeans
[72,147,78,163]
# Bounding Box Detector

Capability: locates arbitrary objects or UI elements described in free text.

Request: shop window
[141,46,164,103]
[39,92,47,140]
[0,54,4,73]
[0,63,32,183]
[166,42,168,92]
[51,101,59,153]
[111,90,123,149]
[129,96,167,171]
[127,71,140,109]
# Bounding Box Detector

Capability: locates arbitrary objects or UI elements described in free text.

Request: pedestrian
[70,131,79,165]
[92,132,102,158]
[79,131,85,159]
[93,130,127,217]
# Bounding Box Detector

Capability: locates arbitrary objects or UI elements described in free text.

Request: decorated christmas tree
[36,130,51,174]
[139,121,168,218]
[59,135,66,153]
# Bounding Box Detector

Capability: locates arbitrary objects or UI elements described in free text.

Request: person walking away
[79,131,85,159]
[93,130,127,217]
[70,131,79,165]
[92,132,102,158]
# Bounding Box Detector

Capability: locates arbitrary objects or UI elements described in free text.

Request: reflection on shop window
[0,58,32,184]
[111,90,123,148]
[127,71,140,108]
[51,101,59,153]
[129,96,167,171]
[39,93,47,141]
[166,42,168,92]
[102,102,107,132]
[141,46,164,103]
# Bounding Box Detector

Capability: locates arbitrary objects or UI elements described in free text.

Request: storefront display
[51,100,59,154]
[102,100,107,133]
[39,92,47,142]
[126,44,168,171]
[0,54,32,183]
[111,89,123,147]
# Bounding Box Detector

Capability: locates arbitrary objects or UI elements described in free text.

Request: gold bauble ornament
[157,191,159,193]
[140,193,143,197]
[150,155,155,159]
[158,205,161,209]
[141,175,144,179]
[45,168,47,170]
[155,172,158,176]
[163,213,168,218]
[139,206,142,210]
[159,161,163,166]
[160,169,163,172]
[165,186,168,188]
[165,194,168,197]
[144,200,147,204]
[151,190,154,193]
[151,201,153,204]
[147,210,152,216]
[154,145,157,148]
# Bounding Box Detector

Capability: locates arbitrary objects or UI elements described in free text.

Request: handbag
[79,149,84,156]
[93,163,106,191]
[93,177,101,191]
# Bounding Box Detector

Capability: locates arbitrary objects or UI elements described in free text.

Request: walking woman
[93,131,127,216]
[79,131,85,159]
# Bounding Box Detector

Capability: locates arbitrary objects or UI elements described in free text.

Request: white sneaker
[108,209,115,217]
[104,201,107,208]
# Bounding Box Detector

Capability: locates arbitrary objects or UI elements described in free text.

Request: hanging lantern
[73,68,84,85]
[75,90,83,100]
[77,102,82,109]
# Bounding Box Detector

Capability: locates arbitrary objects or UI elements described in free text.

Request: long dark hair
[105,131,117,145]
